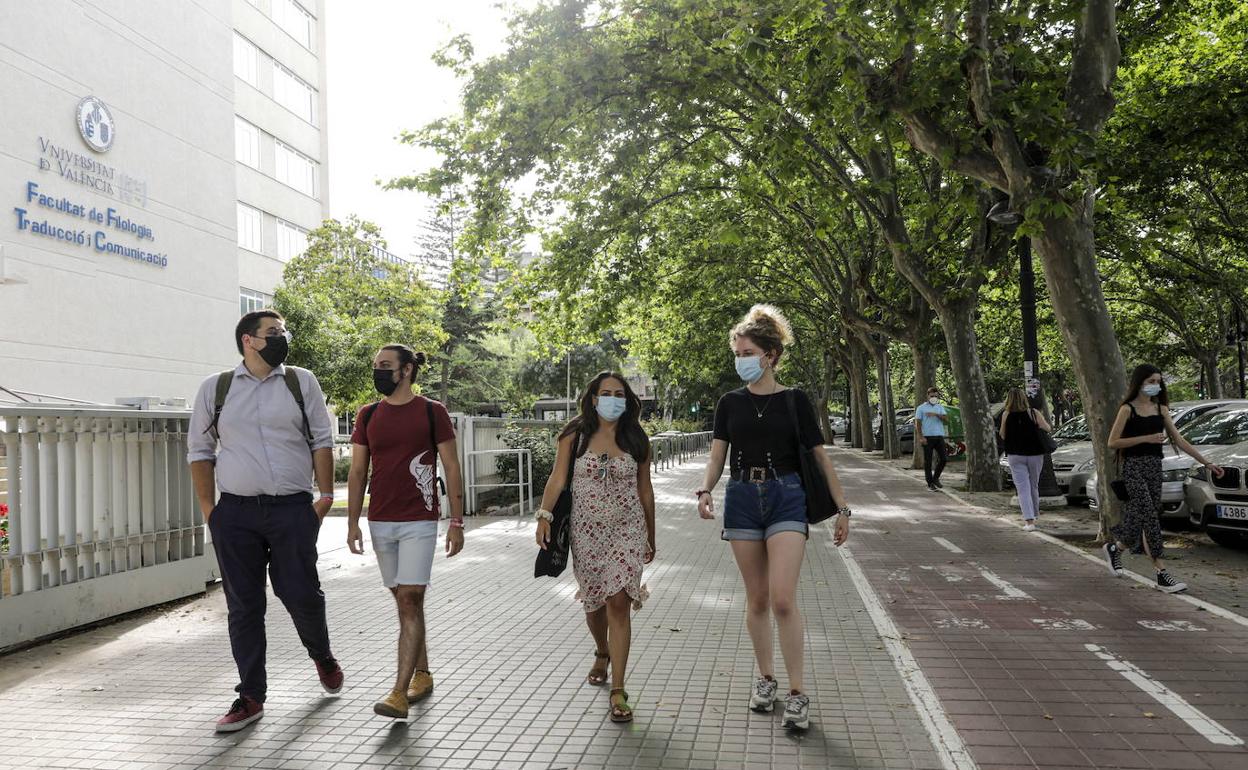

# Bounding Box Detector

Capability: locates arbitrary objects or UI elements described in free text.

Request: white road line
[1031,618,1095,631]
[977,568,1033,600]
[932,537,964,554]
[875,490,889,500]
[1138,620,1207,632]
[837,545,978,770]
[1085,644,1244,746]
[910,474,1248,631]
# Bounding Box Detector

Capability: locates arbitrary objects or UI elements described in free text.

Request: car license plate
[1216,505,1248,521]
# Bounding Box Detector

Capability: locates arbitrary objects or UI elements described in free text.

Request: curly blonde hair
[730,304,795,360]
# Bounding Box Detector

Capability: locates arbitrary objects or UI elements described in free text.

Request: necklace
[747,382,779,419]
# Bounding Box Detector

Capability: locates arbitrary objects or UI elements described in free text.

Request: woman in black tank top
[1103,364,1225,593]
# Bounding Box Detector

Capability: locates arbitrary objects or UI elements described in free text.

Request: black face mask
[256,335,289,367]
[373,368,400,396]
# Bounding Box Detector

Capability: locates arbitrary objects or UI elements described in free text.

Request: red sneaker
[215,696,263,732]
[315,657,343,694]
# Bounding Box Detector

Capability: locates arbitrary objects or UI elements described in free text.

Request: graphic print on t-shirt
[409,451,436,511]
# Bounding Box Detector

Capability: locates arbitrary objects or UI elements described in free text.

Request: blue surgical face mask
[736,355,765,384]
[1142,383,1162,397]
[595,395,627,421]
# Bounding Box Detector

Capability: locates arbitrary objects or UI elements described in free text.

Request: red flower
[0,503,8,516]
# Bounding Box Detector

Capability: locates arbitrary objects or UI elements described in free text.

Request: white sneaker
[749,676,778,712]
[782,691,810,730]
[1023,522,1036,532]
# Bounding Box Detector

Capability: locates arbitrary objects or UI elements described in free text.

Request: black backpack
[204,368,312,445]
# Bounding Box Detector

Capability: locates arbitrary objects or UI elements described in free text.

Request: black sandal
[609,688,634,723]
[587,650,609,686]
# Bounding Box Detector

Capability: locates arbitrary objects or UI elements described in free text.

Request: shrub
[334,455,352,484]
[495,424,560,503]
[641,417,703,436]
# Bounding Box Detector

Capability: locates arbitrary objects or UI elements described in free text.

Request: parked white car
[1185,439,1248,548]
[1089,404,1248,521]
[828,412,849,438]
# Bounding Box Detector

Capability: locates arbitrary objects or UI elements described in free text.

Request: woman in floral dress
[536,371,656,722]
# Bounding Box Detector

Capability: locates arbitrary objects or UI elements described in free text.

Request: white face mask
[928,397,939,405]
[1142,383,1162,397]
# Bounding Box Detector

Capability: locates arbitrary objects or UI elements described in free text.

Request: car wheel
[1208,529,1248,549]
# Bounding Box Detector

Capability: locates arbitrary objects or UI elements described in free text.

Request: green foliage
[333,455,352,484]
[493,423,561,506]
[641,417,704,436]
[275,216,443,412]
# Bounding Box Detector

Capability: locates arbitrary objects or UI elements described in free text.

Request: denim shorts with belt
[722,468,809,541]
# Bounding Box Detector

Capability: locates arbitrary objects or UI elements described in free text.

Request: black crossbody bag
[785,390,837,525]
[535,431,581,578]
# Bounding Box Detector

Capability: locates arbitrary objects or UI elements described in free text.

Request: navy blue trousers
[208,492,332,703]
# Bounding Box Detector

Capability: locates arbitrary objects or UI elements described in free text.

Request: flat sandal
[587,650,609,686]
[609,688,634,723]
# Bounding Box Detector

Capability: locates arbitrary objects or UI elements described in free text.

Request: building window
[276,219,310,261]
[275,141,317,197]
[237,203,264,253]
[273,64,316,125]
[233,34,260,88]
[239,287,271,316]
[234,117,261,169]
[273,0,314,50]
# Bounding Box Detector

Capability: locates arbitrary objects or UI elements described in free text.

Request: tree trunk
[874,341,900,459]
[910,343,935,469]
[1032,201,1127,539]
[940,299,1000,491]
[848,341,874,451]
[1200,353,1223,399]
[817,351,837,443]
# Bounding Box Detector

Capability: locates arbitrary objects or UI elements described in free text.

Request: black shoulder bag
[535,431,581,578]
[785,389,837,525]
[1029,408,1059,454]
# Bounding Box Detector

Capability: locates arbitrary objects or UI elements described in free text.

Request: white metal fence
[0,406,210,650]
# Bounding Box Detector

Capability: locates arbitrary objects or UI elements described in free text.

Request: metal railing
[0,406,208,647]
[650,431,714,472]
[464,448,534,517]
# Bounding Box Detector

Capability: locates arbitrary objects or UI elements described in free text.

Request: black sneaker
[934,480,944,489]
[1157,570,1187,594]
[927,484,938,492]
[1102,542,1123,576]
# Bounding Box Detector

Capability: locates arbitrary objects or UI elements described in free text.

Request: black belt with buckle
[221,491,313,505]
[734,466,796,483]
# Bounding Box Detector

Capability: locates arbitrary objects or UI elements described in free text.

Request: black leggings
[922,437,947,485]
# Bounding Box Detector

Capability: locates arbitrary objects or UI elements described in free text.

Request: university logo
[76,96,116,153]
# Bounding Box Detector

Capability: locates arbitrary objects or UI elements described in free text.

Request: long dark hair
[381,344,427,384]
[558,371,650,464]
[1122,363,1169,407]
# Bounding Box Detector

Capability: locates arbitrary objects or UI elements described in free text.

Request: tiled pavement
[0,454,943,770]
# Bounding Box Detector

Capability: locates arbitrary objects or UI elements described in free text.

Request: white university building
[0,0,330,406]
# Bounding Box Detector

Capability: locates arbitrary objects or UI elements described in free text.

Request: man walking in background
[915,387,950,491]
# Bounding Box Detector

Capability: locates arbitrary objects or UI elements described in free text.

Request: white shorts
[369,520,439,587]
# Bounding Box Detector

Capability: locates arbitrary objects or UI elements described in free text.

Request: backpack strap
[204,370,236,440]
[359,401,381,439]
[282,368,313,445]
[426,398,447,497]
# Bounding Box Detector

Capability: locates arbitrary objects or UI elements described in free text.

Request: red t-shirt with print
[350,396,456,522]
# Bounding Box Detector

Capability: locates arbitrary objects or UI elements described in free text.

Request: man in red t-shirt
[346,344,464,719]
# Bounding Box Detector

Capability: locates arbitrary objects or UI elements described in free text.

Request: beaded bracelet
[535,508,554,522]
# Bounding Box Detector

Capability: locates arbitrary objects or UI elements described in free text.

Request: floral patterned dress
[569,452,650,613]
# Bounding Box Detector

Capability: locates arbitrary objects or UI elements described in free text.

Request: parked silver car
[1089,404,1248,520]
[828,412,849,439]
[1185,439,1248,548]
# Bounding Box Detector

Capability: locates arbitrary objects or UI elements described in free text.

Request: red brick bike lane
[829,448,1248,770]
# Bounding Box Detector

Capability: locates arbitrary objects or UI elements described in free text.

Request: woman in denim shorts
[697,305,852,731]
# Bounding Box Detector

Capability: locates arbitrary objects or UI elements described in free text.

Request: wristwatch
[836,504,852,518]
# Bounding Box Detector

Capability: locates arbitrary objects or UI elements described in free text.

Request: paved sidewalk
[835,449,1248,770]
[0,456,941,770]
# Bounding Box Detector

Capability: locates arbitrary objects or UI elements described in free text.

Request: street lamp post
[1017,237,1063,498]
[989,201,1063,500]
